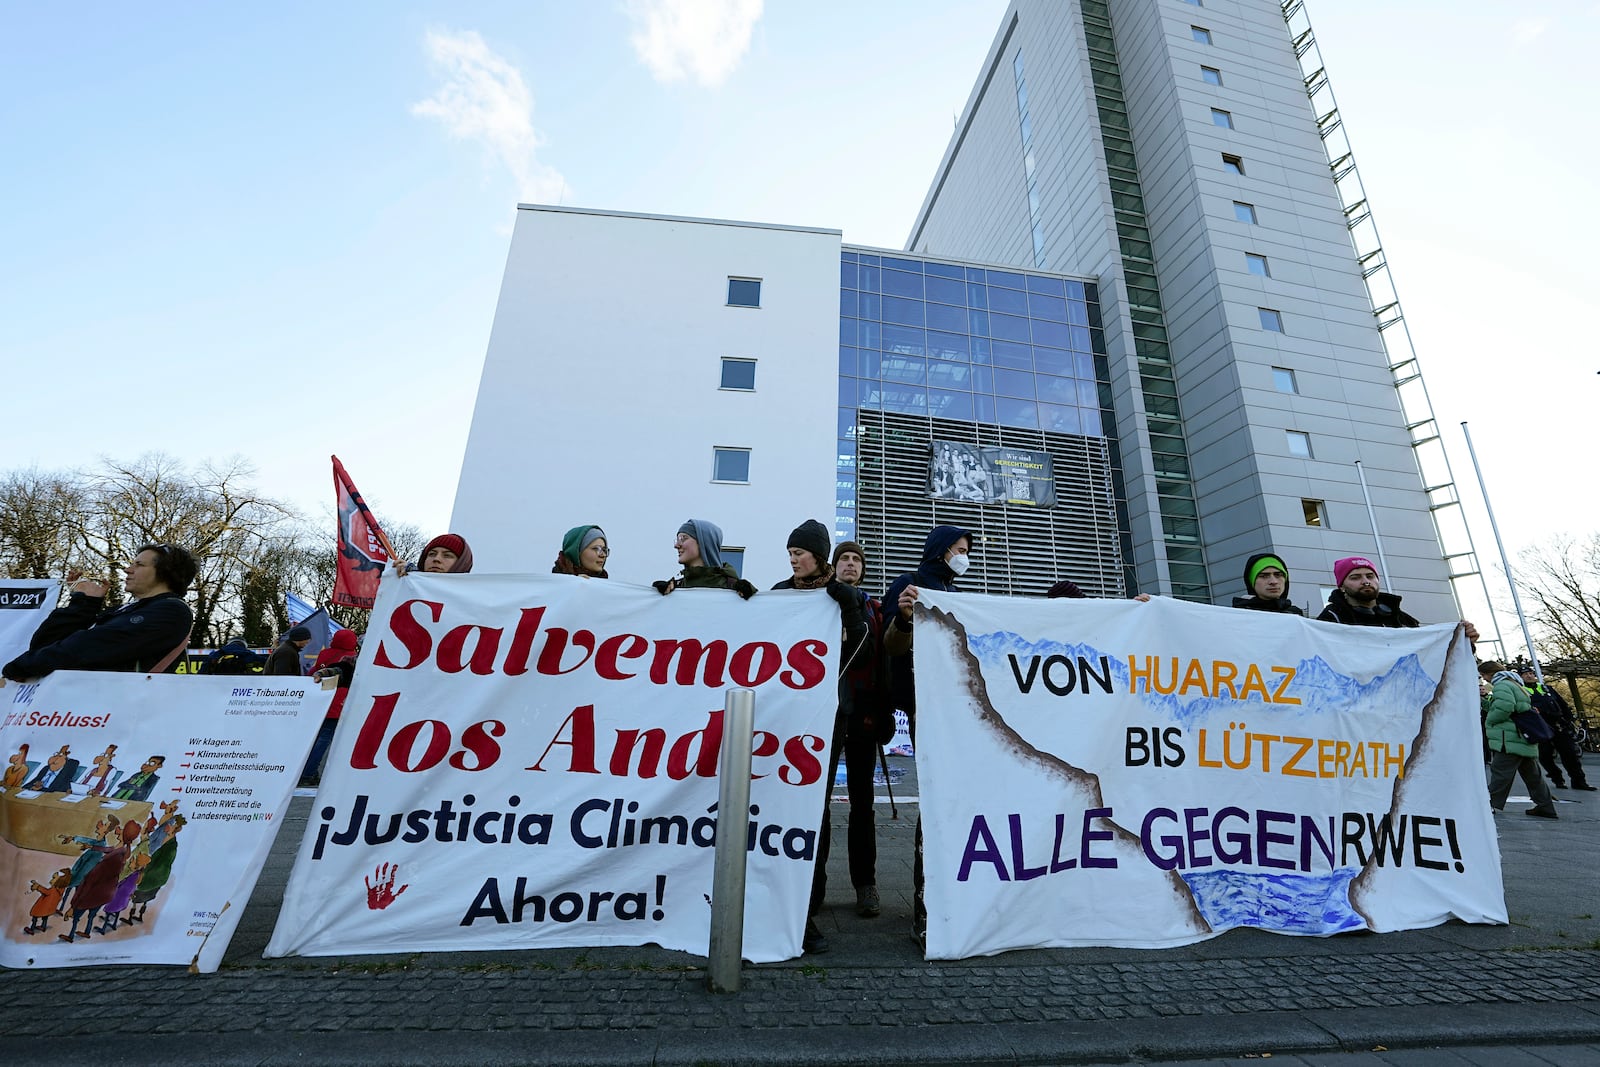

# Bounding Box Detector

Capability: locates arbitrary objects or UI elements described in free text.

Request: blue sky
[4,2,1595,625]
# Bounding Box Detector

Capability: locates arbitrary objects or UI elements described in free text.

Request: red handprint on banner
[364,862,409,910]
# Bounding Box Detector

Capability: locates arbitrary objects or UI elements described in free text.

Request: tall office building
[454,0,1463,620]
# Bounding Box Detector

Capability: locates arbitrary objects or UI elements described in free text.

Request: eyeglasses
[674,535,693,546]
[589,545,611,556]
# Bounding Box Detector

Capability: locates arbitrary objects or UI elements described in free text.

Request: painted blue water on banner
[1181,867,1366,934]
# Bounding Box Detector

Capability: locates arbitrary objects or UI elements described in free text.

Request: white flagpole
[1460,422,1540,679]
[1352,460,1390,584]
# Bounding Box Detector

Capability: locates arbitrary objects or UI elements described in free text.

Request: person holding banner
[770,521,872,953]
[1231,553,1305,616]
[826,540,894,921]
[1480,660,1559,819]
[552,525,610,578]
[393,533,476,577]
[882,524,973,949]
[300,628,359,788]
[1317,556,1479,645]
[2,544,196,681]
[653,520,757,598]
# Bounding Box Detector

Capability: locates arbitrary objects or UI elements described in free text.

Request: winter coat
[3,591,192,681]
[311,629,359,720]
[1484,673,1536,757]
[883,525,972,715]
[264,639,305,676]
[1316,589,1419,628]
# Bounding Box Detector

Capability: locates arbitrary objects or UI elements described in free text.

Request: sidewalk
[2,757,1598,1066]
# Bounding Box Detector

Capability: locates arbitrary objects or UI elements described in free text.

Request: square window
[727,278,761,308]
[712,447,751,483]
[1245,253,1270,276]
[1233,201,1257,224]
[720,357,756,390]
[1286,431,1312,459]
[1222,153,1245,175]
[1211,108,1233,129]
[1201,66,1222,86]
[1302,499,1327,527]
[1272,366,1298,393]
[1258,308,1283,332]
[721,548,745,576]
[1191,25,1212,44]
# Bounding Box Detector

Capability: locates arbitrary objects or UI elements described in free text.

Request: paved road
[2,756,1597,1066]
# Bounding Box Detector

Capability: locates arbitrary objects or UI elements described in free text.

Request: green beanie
[1247,555,1288,589]
[561,525,606,566]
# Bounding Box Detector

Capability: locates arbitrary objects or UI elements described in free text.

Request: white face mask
[947,553,971,577]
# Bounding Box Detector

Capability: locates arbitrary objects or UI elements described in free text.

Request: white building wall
[452,206,841,588]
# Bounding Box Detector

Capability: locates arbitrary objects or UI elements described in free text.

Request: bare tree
[1517,534,1600,662]
[0,468,92,579]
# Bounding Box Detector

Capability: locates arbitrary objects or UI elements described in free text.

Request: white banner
[0,672,330,971]
[914,592,1503,959]
[266,574,839,963]
[0,580,60,668]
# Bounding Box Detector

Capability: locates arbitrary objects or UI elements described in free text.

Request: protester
[395,534,475,577]
[300,628,359,788]
[1520,666,1595,791]
[653,520,757,598]
[883,524,973,949]
[553,525,610,578]
[823,540,894,924]
[200,638,265,675]
[265,625,312,676]
[3,544,196,681]
[1481,660,1558,819]
[769,521,871,954]
[1231,553,1304,615]
[1316,556,1478,644]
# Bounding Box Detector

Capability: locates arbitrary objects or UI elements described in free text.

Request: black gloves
[652,579,675,596]
[732,578,758,600]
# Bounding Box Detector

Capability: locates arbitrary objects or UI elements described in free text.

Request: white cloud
[412,29,568,202]
[1511,17,1550,44]
[625,0,763,88]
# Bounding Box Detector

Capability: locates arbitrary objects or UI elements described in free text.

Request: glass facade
[836,249,1124,594]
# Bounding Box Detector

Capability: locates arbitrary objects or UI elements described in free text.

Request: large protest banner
[0,580,60,667]
[913,592,1503,959]
[267,574,840,963]
[0,672,330,971]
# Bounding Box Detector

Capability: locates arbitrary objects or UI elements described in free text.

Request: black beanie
[788,519,831,564]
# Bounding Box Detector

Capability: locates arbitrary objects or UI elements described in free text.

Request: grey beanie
[678,519,724,570]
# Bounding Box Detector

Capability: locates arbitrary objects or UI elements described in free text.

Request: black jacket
[3,591,192,681]
[883,525,972,715]
[1316,589,1419,628]
[264,640,305,676]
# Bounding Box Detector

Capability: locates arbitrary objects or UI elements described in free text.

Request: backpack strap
[147,631,192,675]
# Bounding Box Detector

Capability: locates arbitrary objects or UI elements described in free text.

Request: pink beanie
[1333,556,1377,587]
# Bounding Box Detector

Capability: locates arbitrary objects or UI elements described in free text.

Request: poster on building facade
[928,441,1056,507]
[0,671,330,971]
[0,580,60,668]
[912,591,1503,959]
[266,573,840,963]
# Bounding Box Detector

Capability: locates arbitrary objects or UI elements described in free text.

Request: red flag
[332,456,392,610]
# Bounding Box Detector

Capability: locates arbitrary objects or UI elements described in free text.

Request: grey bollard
[706,687,755,993]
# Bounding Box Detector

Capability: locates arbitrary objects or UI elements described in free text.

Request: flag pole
[1460,422,1540,679]
[1352,460,1390,584]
